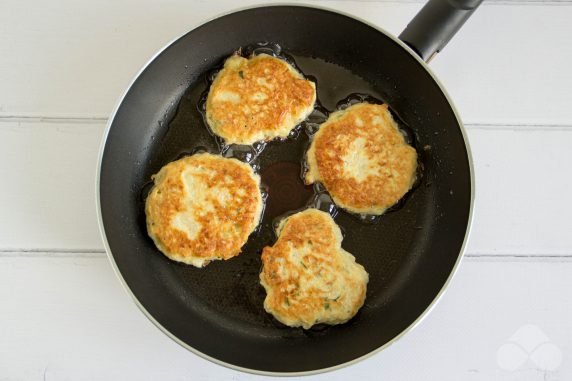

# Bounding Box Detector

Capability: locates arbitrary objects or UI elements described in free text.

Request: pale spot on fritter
[256,77,273,89]
[341,137,380,182]
[214,90,241,103]
[172,212,200,240]
[251,92,268,102]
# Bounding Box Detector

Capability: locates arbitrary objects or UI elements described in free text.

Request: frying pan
[97,0,479,375]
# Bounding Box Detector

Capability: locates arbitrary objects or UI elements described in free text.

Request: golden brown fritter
[206,53,316,145]
[145,153,263,267]
[306,103,417,215]
[260,209,368,329]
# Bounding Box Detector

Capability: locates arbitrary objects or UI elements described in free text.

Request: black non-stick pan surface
[98,5,474,375]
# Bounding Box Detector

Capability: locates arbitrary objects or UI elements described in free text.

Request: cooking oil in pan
[175,145,212,159]
[261,161,314,220]
[301,102,329,136]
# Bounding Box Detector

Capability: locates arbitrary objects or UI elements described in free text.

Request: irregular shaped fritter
[206,53,316,145]
[305,103,417,215]
[260,209,369,329]
[145,153,263,267]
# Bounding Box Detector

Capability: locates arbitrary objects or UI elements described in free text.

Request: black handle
[399,0,483,62]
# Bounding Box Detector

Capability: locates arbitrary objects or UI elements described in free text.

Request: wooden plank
[0,121,571,255]
[467,126,572,255]
[0,121,105,251]
[0,255,569,380]
[1,1,571,125]
[0,0,415,119]
[429,3,572,127]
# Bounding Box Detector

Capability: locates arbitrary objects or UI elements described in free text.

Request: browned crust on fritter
[206,54,316,145]
[306,103,417,215]
[260,209,368,328]
[145,153,262,266]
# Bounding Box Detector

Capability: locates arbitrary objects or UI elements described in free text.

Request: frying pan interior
[99,6,472,374]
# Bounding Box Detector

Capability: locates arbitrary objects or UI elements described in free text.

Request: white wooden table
[1,0,571,379]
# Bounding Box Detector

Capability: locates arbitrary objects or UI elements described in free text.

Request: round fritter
[206,53,316,145]
[305,103,417,215]
[260,209,369,329]
[145,153,263,268]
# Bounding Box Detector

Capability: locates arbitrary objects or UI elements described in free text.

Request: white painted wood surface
[2,1,572,125]
[0,255,570,380]
[1,0,571,379]
[1,121,571,255]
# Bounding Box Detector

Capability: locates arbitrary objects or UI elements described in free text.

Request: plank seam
[1,250,571,261]
[466,123,572,131]
[299,0,572,4]
[0,116,108,124]
[0,248,105,253]
[0,252,105,258]
[465,253,572,258]
[464,255,572,263]
[1,248,570,255]
[2,115,572,130]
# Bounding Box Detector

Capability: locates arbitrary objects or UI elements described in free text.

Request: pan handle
[399,0,483,62]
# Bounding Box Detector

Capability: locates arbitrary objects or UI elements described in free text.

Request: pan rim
[95,3,475,376]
